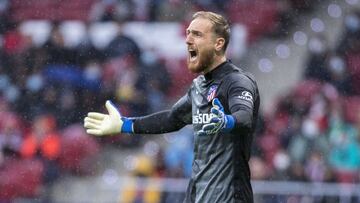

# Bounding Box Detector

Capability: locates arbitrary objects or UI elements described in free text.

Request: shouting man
[84,11,260,203]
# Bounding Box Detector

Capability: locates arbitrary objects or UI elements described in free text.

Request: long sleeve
[133,93,192,134]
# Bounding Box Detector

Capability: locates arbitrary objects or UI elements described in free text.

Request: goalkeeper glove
[197,98,235,136]
[84,100,133,136]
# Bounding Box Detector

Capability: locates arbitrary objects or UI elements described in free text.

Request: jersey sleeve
[225,73,259,131]
[133,92,192,134]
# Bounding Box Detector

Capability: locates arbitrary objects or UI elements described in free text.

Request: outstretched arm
[84,94,192,136]
[135,93,192,134]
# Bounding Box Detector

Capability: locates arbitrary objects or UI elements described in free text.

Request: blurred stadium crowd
[0,0,360,202]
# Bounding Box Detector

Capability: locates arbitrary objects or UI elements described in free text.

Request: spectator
[141,50,172,112]
[104,20,141,60]
[325,54,352,95]
[2,21,31,55]
[20,114,61,185]
[327,102,360,183]
[305,150,327,182]
[89,0,136,22]
[304,34,331,82]
[0,0,9,34]
[75,22,104,67]
[336,10,360,95]
[267,0,294,38]
[42,22,76,65]
[336,10,360,55]
[0,112,22,164]
[119,154,161,203]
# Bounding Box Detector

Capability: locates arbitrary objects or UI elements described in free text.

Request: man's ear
[215,38,225,52]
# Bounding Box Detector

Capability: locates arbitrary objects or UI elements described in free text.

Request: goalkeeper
[84,11,260,203]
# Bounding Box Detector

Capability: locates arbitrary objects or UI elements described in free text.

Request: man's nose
[186,35,193,45]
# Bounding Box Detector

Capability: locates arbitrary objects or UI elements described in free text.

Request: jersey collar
[204,60,231,81]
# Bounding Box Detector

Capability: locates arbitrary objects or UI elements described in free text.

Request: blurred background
[0,0,360,202]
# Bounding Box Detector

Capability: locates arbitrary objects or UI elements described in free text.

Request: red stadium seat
[58,124,100,175]
[9,0,95,21]
[346,53,360,94]
[0,159,43,200]
[226,0,279,43]
[257,133,280,167]
[291,79,323,110]
[334,170,358,183]
[343,96,360,124]
[293,80,323,100]
[164,58,195,98]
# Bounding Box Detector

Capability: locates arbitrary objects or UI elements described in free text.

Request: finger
[197,130,207,136]
[211,107,220,115]
[84,121,100,130]
[210,117,220,123]
[202,123,216,131]
[86,129,103,136]
[106,100,121,118]
[84,117,102,125]
[212,98,224,111]
[88,112,106,120]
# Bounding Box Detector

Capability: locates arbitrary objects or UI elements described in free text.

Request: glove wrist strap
[223,115,235,132]
[121,118,134,133]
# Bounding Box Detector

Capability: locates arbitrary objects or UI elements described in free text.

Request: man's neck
[203,56,227,74]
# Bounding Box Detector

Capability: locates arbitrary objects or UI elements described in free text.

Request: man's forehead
[187,18,213,32]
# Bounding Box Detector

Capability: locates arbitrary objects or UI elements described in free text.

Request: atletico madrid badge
[207,85,218,102]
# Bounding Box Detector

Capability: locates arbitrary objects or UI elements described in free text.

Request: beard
[187,48,215,73]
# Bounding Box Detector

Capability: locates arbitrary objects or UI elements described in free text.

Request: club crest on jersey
[207,85,218,102]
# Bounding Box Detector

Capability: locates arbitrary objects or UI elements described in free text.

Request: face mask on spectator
[273,151,290,172]
[5,85,19,102]
[0,74,10,91]
[142,51,157,66]
[328,56,345,75]
[302,118,319,138]
[26,74,44,92]
[84,63,101,81]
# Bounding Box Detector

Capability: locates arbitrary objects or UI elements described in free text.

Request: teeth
[188,49,197,62]
[190,55,197,62]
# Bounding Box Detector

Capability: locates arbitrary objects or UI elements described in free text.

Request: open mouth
[189,50,198,62]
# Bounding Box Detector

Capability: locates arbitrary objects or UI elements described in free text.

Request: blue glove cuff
[224,115,235,132]
[121,118,134,133]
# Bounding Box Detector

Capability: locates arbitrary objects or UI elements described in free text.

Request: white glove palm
[84,101,123,136]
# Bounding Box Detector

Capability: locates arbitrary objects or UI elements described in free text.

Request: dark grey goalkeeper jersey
[133,61,260,203]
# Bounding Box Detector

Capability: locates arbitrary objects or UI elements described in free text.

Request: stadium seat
[58,124,100,175]
[346,53,360,94]
[226,0,279,42]
[9,0,94,21]
[343,96,360,124]
[164,58,194,98]
[257,133,280,167]
[0,159,43,200]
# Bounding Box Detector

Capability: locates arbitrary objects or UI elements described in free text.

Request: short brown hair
[193,11,230,53]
